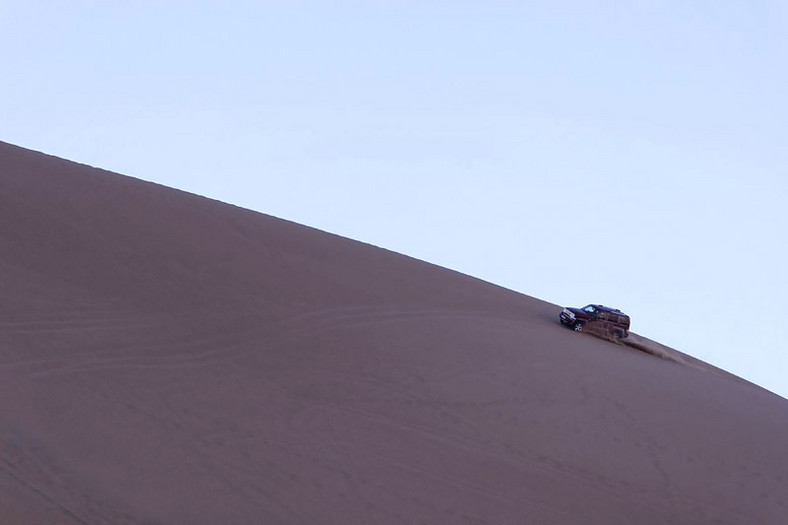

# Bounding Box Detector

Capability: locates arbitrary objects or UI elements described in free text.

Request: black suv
[559,304,630,338]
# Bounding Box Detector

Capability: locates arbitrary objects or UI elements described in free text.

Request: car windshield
[582,305,597,314]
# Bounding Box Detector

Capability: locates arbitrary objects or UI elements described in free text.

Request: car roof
[592,304,628,316]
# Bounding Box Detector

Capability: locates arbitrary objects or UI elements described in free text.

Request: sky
[2,1,787,399]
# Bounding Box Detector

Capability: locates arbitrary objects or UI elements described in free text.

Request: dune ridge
[1,141,787,524]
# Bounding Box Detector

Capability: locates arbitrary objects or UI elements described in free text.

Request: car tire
[573,322,584,332]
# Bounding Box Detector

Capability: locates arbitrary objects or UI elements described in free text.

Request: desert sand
[1,140,786,524]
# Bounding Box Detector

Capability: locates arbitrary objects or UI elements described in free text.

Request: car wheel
[573,322,583,332]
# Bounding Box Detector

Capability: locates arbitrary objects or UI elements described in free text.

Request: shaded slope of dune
[1,141,787,524]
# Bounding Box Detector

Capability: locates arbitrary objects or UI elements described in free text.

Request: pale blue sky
[3,1,787,399]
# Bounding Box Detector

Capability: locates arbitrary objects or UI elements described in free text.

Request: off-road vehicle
[559,304,630,338]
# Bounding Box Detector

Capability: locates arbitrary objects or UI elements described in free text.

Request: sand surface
[1,141,787,524]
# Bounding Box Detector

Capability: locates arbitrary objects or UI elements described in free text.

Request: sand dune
[1,141,787,524]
